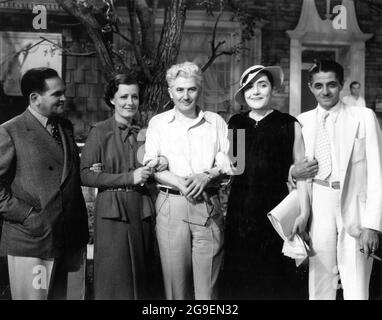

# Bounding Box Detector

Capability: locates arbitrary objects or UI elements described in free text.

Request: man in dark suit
[0,67,89,299]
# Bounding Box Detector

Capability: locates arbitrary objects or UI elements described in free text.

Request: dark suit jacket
[0,109,89,259]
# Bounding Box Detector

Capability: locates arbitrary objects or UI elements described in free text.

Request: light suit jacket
[298,102,382,237]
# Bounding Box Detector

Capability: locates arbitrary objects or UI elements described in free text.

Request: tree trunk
[140,0,187,118]
[56,0,188,123]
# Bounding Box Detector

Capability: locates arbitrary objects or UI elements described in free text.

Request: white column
[289,38,302,116]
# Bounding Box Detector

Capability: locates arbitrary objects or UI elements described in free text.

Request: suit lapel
[59,123,74,185]
[23,110,64,166]
[339,105,359,186]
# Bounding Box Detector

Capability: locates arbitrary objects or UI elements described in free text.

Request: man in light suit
[0,68,89,299]
[291,60,382,299]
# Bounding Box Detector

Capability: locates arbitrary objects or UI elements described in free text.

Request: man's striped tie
[315,112,332,180]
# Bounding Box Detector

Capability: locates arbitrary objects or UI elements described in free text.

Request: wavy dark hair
[104,74,140,109]
[308,60,344,85]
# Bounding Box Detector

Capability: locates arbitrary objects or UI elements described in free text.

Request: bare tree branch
[201,10,236,72]
[109,46,130,71]
[40,36,96,56]
[113,29,133,44]
[0,39,46,68]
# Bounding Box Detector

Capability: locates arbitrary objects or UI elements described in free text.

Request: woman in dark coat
[221,65,310,299]
[80,74,167,300]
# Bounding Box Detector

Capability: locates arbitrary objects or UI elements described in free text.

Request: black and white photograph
[1,0,382,309]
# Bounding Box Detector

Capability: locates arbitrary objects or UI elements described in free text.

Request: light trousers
[155,191,224,300]
[309,183,373,300]
[8,247,86,300]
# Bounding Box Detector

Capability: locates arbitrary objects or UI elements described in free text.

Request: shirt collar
[317,100,342,123]
[166,106,212,124]
[28,106,49,128]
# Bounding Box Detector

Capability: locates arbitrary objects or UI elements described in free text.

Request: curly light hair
[165,61,203,88]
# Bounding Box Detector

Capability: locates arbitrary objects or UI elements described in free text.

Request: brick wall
[62,27,112,140]
[64,53,112,140]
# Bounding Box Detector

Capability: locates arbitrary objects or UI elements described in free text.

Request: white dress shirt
[342,95,366,108]
[143,107,232,178]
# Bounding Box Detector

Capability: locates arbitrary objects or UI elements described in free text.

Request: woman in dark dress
[221,65,309,299]
[80,75,167,300]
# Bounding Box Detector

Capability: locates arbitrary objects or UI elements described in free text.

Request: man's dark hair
[350,81,360,89]
[104,74,139,109]
[20,67,60,99]
[308,60,344,85]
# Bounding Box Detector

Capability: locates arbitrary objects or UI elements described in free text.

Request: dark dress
[220,109,308,300]
[80,117,156,300]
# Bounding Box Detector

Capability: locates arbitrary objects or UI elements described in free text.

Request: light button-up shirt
[143,107,232,178]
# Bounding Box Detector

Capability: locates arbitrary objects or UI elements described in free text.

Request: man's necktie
[314,111,332,180]
[47,117,63,147]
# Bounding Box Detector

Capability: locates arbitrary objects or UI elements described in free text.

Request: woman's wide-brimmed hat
[234,65,284,106]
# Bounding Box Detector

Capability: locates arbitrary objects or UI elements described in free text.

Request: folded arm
[291,122,311,239]
[80,127,134,188]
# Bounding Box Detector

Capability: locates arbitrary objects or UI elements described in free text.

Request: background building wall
[1,0,381,133]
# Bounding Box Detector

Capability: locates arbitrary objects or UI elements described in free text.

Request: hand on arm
[90,163,103,173]
[184,173,211,198]
[153,171,198,202]
[184,167,224,199]
[291,158,318,180]
[89,162,153,186]
[133,166,153,185]
[144,156,169,173]
[80,128,135,188]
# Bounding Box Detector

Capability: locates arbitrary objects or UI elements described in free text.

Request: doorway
[300,49,336,112]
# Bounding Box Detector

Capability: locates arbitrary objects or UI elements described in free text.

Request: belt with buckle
[159,186,219,197]
[101,186,135,192]
[159,187,182,195]
[313,179,340,190]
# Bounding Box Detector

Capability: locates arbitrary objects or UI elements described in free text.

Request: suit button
[48,166,54,171]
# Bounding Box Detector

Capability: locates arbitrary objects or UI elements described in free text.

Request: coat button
[48,166,54,171]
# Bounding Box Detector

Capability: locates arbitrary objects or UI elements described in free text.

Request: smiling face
[243,73,273,111]
[309,71,343,110]
[111,84,139,122]
[33,77,66,117]
[168,76,200,116]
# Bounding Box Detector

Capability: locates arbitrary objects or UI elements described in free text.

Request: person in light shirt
[143,61,232,300]
[342,81,366,108]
